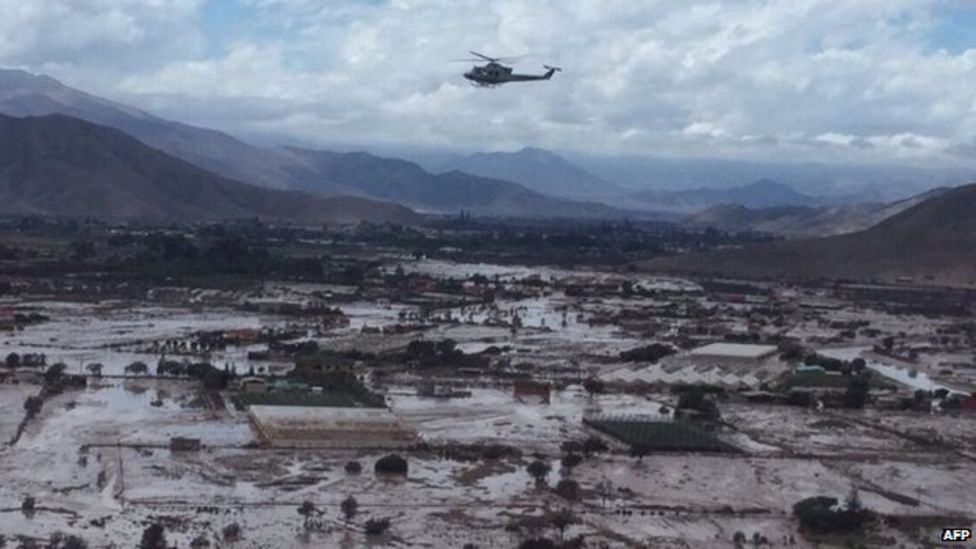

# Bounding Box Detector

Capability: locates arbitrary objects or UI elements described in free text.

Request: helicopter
[454,51,561,87]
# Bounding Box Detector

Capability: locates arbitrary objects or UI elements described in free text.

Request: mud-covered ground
[1,257,974,547]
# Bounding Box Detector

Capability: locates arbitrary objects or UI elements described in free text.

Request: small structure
[170,437,202,452]
[294,355,356,375]
[248,405,416,448]
[740,390,781,403]
[269,379,310,393]
[796,364,826,375]
[225,328,259,345]
[513,380,551,404]
[60,374,88,388]
[239,376,268,394]
[689,343,778,362]
[417,382,472,398]
[584,414,738,453]
[961,393,976,413]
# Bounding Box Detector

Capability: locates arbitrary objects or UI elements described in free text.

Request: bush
[527,460,552,486]
[222,523,241,541]
[844,377,870,409]
[581,436,608,455]
[555,479,580,501]
[560,453,583,469]
[676,387,721,420]
[21,495,35,515]
[344,460,363,474]
[792,491,873,534]
[582,378,604,396]
[364,518,391,536]
[58,535,89,549]
[518,538,557,549]
[139,524,167,549]
[619,343,675,363]
[24,396,44,418]
[125,361,149,375]
[341,495,358,524]
[44,363,68,385]
[374,454,408,475]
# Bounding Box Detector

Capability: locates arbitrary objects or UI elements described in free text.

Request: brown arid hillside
[685,187,951,237]
[0,69,648,220]
[0,114,421,225]
[644,183,976,286]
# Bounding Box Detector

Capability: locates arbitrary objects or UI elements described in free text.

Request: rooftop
[689,342,778,359]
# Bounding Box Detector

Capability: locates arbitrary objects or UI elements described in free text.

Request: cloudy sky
[2,0,976,164]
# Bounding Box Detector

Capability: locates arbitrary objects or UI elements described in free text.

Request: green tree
[364,518,390,536]
[374,454,408,475]
[582,378,605,397]
[560,453,582,470]
[548,508,576,540]
[581,436,608,455]
[527,460,552,488]
[555,479,580,501]
[24,396,43,418]
[44,363,67,385]
[677,387,721,420]
[844,377,870,409]
[298,500,317,527]
[222,523,241,541]
[340,495,358,526]
[139,523,167,549]
[21,495,36,516]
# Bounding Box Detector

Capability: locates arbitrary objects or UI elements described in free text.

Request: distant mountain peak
[515,146,555,155]
[0,68,641,220]
[0,68,65,97]
[651,183,976,284]
[435,146,615,199]
[0,113,420,224]
[744,178,791,189]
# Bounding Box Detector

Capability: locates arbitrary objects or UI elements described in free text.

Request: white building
[248,405,416,448]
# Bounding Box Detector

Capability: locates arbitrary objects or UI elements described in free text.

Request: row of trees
[792,489,873,534]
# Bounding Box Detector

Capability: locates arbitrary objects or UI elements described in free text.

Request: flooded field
[1,251,974,548]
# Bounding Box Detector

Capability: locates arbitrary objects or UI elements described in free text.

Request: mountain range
[626,179,822,213]
[425,147,620,199]
[0,113,419,225]
[0,69,642,220]
[685,187,951,237]
[567,152,974,203]
[644,183,976,285]
[3,67,976,284]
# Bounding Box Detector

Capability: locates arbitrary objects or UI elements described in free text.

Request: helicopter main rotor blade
[469,51,498,62]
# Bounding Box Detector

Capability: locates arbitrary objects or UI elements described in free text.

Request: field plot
[1,238,974,548]
[389,387,667,451]
[585,417,738,453]
[723,404,935,455]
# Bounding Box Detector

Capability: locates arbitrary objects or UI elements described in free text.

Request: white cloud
[3,0,976,164]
